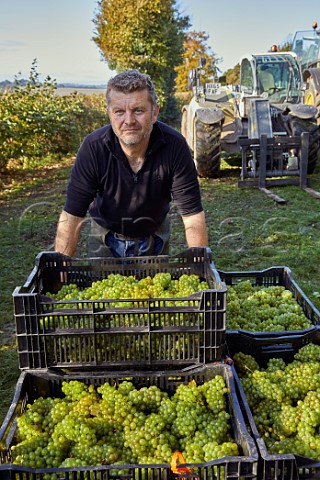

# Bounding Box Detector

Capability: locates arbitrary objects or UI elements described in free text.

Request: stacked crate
[220,267,320,479]
[0,248,259,480]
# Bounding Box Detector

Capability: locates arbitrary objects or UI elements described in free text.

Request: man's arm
[54,210,85,256]
[182,211,208,247]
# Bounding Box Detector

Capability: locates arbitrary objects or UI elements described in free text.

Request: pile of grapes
[11,375,239,473]
[226,280,312,332]
[42,273,211,333]
[234,343,320,460]
[49,272,210,305]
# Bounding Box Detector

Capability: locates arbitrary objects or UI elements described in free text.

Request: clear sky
[1,0,319,85]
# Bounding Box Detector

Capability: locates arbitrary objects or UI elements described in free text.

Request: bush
[75,93,109,138]
[0,62,109,171]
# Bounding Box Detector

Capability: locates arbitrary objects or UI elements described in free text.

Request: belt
[111,232,155,255]
[113,232,144,241]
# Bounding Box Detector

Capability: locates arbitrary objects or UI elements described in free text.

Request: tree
[92,0,189,121]
[175,30,220,93]
[225,63,240,85]
[277,41,293,52]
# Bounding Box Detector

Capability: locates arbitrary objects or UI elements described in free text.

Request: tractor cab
[238,53,303,118]
[292,22,320,71]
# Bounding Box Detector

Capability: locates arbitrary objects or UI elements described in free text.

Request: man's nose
[124,111,135,124]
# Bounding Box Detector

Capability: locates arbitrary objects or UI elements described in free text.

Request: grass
[0,154,320,422]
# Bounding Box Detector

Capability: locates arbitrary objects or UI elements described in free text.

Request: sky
[0,0,319,85]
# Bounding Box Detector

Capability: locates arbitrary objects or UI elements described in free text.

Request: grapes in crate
[11,376,238,470]
[227,280,312,332]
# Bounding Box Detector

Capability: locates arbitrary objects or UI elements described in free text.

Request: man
[54,70,208,257]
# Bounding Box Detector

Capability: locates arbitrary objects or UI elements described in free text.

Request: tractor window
[240,59,254,93]
[306,43,319,66]
[258,65,275,93]
[292,29,320,70]
[255,55,301,102]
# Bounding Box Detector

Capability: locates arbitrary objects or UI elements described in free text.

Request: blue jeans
[105,232,163,257]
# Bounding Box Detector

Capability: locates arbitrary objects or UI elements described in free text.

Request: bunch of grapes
[11,374,237,471]
[48,273,209,305]
[227,281,312,332]
[199,375,229,414]
[42,273,210,332]
[234,343,320,459]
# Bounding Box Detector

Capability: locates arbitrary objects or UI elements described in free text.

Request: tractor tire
[289,115,319,174]
[304,77,320,124]
[194,117,222,178]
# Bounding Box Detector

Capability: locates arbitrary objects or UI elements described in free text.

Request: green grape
[46,272,211,331]
[232,352,260,377]
[294,343,320,362]
[200,375,229,414]
[12,374,237,471]
[203,440,239,462]
[226,281,312,332]
[236,343,320,461]
[183,441,205,463]
[173,380,205,406]
[251,370,285,403]
[61,380,89,402]
[266,357,286,373]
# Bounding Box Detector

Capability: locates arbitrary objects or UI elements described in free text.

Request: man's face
[107,88,159,148]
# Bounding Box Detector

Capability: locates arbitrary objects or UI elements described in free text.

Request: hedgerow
[0,61,108,171]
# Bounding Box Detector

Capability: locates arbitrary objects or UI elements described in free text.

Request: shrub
[0,62,109,171]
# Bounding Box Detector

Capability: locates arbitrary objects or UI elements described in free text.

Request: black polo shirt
[64,121,203,237]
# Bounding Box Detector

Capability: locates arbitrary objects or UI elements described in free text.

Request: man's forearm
[182,211,208,247]
[54,210,84,256]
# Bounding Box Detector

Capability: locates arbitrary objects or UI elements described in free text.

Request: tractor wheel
[304,77,320,124]
[289,116,319,174]
[194,117,222,178]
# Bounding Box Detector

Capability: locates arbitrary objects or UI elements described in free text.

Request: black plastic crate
[219,266,320,340]
[13,248,227,370]
[0,364,258,480]
[229,328,320,480]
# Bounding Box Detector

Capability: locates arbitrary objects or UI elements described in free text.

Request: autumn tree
[175,30,220,93]
[277,41,293,52]
[92,0,189,122]
[225,63,240,85]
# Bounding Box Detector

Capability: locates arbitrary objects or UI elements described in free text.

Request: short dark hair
[106,70,158,109]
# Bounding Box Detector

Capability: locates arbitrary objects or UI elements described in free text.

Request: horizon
[0,77,107,88]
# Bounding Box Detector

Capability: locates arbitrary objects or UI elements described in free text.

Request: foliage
[75,92,109,137]
[175,31,220,92]
[277,41,293,52]
[224,63,240,85]
[92,0,189,122]
[0,61,81,169]
[0,61,109,171]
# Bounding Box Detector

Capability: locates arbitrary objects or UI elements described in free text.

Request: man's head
[106,70,158,112]
[106,70,160,149]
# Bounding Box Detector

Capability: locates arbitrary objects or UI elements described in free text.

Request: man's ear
[153,104,160,123]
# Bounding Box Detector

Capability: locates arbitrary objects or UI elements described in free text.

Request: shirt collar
[104,121,166,157]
